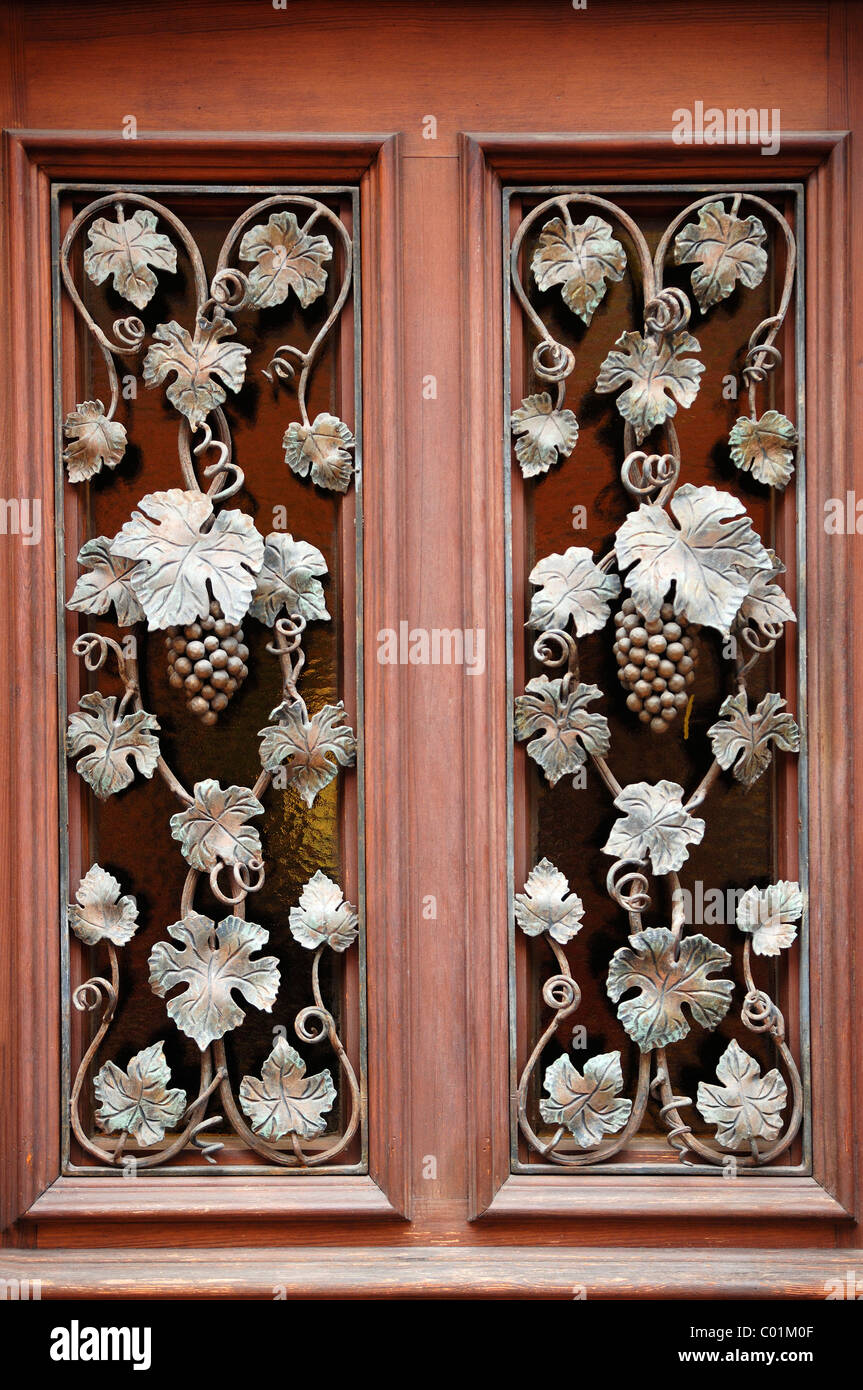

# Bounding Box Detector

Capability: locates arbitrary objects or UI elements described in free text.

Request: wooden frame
[0,129,409,1237]
[0,1243,858,1300]
[461,132,859,1232]
[1,123,861,1297]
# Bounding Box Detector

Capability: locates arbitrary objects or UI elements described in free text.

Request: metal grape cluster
[510,192,804,1168]
[62,191,360,1170]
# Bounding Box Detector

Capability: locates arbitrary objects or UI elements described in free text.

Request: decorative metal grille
[56,185,364,1173]
[507,185,806,1172]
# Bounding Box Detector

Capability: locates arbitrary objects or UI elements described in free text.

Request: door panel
[1,0,860,1298]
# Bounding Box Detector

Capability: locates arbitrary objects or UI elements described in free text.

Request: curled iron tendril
[209,856,266,907]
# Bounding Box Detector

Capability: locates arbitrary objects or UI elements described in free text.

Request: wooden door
[1,0,862,1304]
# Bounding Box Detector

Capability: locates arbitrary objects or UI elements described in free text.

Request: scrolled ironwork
[511,187,805,1171]
[60,186,361,1172]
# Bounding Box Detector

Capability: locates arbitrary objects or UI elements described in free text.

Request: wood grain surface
[0,0,861,1297]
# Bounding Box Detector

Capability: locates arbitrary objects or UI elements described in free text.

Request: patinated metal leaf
[531,214,626,325]
[283,413,356,493]
[729,410,797,490]
[602,779,704,876]
[169,779,264,874]
[510,392,579,478]
[513,677,610,786]
[258,701,356,807]
[289,870,358,953]
[673,201,767,312]
[615,483,771,635]
[696,1039,786,1150]
[708,690,800,787]
[607,927,733,1052]
[148,912,280,1050]
[527,546,621,637]
[68,863,139,947]
[596,328,704,443]
[249,532,330,627]
[111,488,264,629]
[503,188,806,1172]
[94,1041,186,1147]
[239,211,332,309]
[736,880,804,956]
[66,692,160,800]
[143,314,249,430]
[737,549,795,630]
[84,208,177,310]
[239,1039,335,1141]
[540,1051,632,1147]
[67,536,145,627]
[514,858,585,944]
[63,400,127,483]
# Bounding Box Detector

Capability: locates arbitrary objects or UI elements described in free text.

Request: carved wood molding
[1,129,410,1233]
[461,131,858,1230]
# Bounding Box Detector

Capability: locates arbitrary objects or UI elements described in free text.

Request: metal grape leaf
[143,314,249,430]
[67,692,160,800]
[708,690,800,787]
[615,483,772,635]
[169,779,264,874]
[595,328,704,443]
[148,912,280,1050]
[602,779,705,876]
[83,208,177,310]
[239,1039,335,1141]
[67,536,145,627]
[540,1051,632,1147]
[673,200,768,312]
[729,410,797,490]
[94,1042,186,1147]
[737,549,795,630]
[259,701,356,807]
[63,401,127,483]
[514,858,585,944]
[111,488,264,629]
[606,927,733,1053]
[68,863,139,948]
[531,214,626,325]
[696,1039,786,1150]
[239,211,332,309]
[527,546,621,637]
[249,532,330,626]
[511,392,579,478]
[513,677,610,786]
[283,413,355,493]
[289,870,358,953]
[736,879,804,956]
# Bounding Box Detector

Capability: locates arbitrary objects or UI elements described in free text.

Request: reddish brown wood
[1,0,861,1297]
[360,133,412,1218]
[0,128,410,1233]
[481,1175,851,1222]
[0,133,59,1237]
[26,1175,401,1223]
[7,0,836,158]
[805,130,857,1229]
[2,1244,862,1300]
[463,129,859,1231]
[13,130,390,181]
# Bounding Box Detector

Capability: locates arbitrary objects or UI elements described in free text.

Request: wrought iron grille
[55,183,365,1174]
[506,184,807,1174]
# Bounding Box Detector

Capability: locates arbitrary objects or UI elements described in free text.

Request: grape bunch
[613,597,700,733]
[165,601,249,727]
